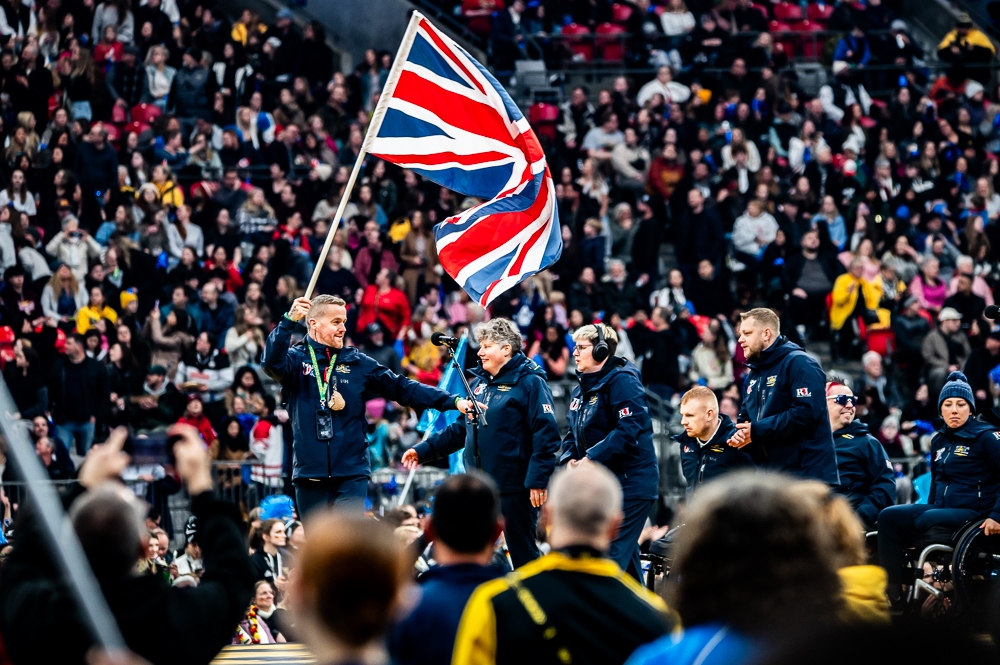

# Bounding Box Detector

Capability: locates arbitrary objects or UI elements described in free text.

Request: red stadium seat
[125,120,151,136]
[773,2,803,21]
[770,21,796,56]
[0,326,14,345]
[752,3,771,19]
[790,20,823,57]
[865,329,896,357]
[561,23,593,62]
[595,22,626,62]
[611,2,633,23]
[131,103,161,125]
[0,347,14,367]
[528,102,560,142]
[104,123,121,143]
[807,2,834,23]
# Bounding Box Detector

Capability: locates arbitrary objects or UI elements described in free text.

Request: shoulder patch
[618,407,632,418]
[993,431,1000,440]
[795,387,812,398]
[301,362,315,376]
[542,403,553,414]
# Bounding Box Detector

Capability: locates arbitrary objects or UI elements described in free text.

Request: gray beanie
[938,371,976,414]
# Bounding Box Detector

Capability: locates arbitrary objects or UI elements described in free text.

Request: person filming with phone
[262,294,480,516]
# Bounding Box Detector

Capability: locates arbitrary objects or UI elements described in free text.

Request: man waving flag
[365,13,561,306]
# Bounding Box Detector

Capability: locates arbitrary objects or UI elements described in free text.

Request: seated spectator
[937,13,995,65]
[784,228,845,341]
[830,258,884,359]
[731,200,778,277]
[46,217,103,283]
[942,270,986,331]
[176,331,233,421]
[626,472,842,665]
[602,259,643,319]
[234,580,285,644]
[354,219,398,290]
[582,112,624,164]
[922,308,971,398]
[357,268,411,341]
[688,319,734,390]
[41,263,87,328]
[226,365,266,417]
[528,323,570,380]
[5,344,48,420]
[76,285,118,335]
[909,257,947,314]
[454,462,675,664]
[637,66,690,107]
[131,364,186,432]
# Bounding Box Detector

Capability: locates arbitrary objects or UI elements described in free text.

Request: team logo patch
[993,431,1000,440]
[570,398,581,411]
[683,445,692,453]
[766,375,776,387]
[474,384,485,395]
[497,385,512,392]
[542,404,553,414]
[302,362,315,376]
[954,445,971,457]
[795,388,811,398]
[709,445,724,453]
[335,364,350,374]
[934,448,945,462]
[746,379,757,395]
[842,434,854,439]
[589,396,598,405]
[886,459,893,470]
[618,407,632,418]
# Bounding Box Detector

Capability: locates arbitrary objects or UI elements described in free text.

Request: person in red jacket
[178,396,219,456]
[356,269,411,340]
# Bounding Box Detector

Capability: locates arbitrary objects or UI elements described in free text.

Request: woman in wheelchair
[877,372,1000,604]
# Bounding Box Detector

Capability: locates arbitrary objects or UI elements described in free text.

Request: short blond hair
[572,324,618,356]
[475,318,522,354]
[792,481,866,568]
[740,307,781,336]
[308,294,347,321]
[681,386,718,411]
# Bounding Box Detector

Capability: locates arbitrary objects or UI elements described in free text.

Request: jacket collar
[745,335,797,371]
[578,355,627,393]
[834,419,871,438]
[470,352,530,382]
[305,336,359,362]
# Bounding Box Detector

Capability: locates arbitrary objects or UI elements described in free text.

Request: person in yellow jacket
[830,258,890,332]
[452,462,675,665]
[230,8,267,46]
[793,481,890,624]
[76,284,118,334]
[151,164,184,209]
[938,13,996,65]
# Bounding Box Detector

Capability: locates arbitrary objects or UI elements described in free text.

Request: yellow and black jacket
[938,28,996,63]
[452,547,676,665]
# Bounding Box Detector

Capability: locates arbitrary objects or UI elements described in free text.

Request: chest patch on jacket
[474,384,485,395]
[497,385,512,392]
[570,398,581,411]
[301,362,315,376]
[766,375,776,386]
[747,379,757,395]
[954,445,970,457]
[589,395,598,405]
[935,448,945,461]
[335,364,350,373]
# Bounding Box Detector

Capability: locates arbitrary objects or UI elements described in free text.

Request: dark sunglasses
[827,394,857,407]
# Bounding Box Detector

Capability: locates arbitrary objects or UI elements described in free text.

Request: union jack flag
[364,13,561,306]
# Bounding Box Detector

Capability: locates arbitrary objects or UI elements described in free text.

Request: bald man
[676,387,754,494]
[453,462,675,665]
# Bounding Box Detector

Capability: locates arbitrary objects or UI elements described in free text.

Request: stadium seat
[104,123,121,143]
[561,23,593,62]
[528,102,560,142]
[595,22,626,62]
[125,120,151,136]
[752,3,771,19]
[773,2,803,21]
[865,329,896,357]
[0,326,15,345]
[790,20,823,58]
[769,21,796,56]
[131,103,161,125]
[611,2,633,23]
[807,2,834,23]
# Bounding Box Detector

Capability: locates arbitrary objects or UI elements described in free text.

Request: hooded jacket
[413,353,560,493]
[832,419,896,529]
[559,357,659,499]
[262,316,457,480]
[740,336,840,485]
[929,417,1000,522]
[676,414,755,492]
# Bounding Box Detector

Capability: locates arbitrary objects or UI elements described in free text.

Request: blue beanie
[938,371,976,414]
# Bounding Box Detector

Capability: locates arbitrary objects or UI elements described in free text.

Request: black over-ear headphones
[592,324,610,363]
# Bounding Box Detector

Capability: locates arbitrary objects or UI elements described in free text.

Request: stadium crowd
[0,0,997,660]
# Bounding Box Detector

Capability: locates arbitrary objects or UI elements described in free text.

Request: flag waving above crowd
[365,13,561,307]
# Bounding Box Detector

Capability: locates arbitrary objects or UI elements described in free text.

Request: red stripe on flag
[418,19,486,96]
[393,71,515,149]
[370,150,512,167]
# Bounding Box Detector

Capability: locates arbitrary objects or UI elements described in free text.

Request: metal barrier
[211,462,289,513]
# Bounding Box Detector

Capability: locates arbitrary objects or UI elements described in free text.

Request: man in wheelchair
[825,382,896,531]
[877,372,1000,607]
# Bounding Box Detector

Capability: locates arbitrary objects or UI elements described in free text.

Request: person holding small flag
[402,318,561,568]
[558,323,659,580]
[262,294,480,515]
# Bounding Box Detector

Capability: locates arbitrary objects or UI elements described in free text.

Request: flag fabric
[416,333,469,474]
[366,14,561,306]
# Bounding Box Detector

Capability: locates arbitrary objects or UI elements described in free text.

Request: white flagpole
[304,11,426,299]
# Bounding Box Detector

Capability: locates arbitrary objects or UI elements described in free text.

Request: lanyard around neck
[307,343,336,404]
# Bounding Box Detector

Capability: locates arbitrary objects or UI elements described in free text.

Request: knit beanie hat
[938,371,976,414]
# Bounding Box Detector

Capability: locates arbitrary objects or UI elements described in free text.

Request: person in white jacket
[637,66,691,106]
[251,400,284,489]
[731,200,778,273]
[45,216,103,282]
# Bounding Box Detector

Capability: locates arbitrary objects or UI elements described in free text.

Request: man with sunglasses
[826,382,896,530]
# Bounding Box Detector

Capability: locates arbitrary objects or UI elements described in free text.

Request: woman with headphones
[560,323,659,580]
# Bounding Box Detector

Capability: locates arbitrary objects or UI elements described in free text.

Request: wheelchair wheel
[951,520,1000,627]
